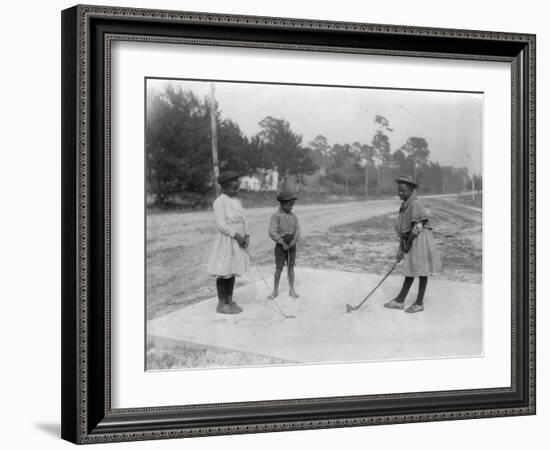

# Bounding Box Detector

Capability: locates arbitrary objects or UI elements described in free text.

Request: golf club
[345,260,399,313]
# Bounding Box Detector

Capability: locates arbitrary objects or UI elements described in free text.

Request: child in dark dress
[384,174,441,313]
[267,191,301,299]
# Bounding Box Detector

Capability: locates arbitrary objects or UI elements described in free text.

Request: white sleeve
[240,200,249,235]
[213,198,236,237]
[411,221,423,235]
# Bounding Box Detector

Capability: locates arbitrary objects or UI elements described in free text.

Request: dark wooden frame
[61,4,536,444]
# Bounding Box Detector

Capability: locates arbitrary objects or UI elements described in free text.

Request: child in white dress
[207,171,250,314]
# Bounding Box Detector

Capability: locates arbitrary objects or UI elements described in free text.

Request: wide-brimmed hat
[217,170,240,186]
[394,174,418,188]
[277,190,298,202]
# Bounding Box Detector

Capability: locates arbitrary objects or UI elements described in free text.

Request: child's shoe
[405,303,424,313]
[383,299,405,310]
[216,299,242,314]
[216,300,228,314]
[227,297,243,313]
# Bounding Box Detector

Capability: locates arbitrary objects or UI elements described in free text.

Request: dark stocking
[395,277,414,303]
[416,276,428,306]
[227,276,236,298]
[216,277,227,301]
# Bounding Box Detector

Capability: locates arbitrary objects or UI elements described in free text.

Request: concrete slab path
[148,268,483,365]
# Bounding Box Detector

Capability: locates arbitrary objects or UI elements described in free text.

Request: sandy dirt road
[147,198,400,256]
[427,198,482,223]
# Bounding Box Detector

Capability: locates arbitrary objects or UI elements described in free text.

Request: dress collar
[400,192,417,211]
[221,193,238,201]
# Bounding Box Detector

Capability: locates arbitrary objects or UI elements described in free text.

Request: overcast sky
[147,78,483,175]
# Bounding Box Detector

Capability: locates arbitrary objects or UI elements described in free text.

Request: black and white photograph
[145,78,483,370]
[2,0,544,446]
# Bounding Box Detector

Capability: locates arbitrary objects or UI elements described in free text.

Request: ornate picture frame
[61,4,535,444]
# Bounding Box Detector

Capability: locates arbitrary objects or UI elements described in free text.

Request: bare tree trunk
[279,172,287,191]
[364,165,369,200]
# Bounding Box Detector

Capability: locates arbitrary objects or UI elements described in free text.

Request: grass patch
[147,337,290,370]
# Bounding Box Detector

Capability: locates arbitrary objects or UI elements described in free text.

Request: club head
[345,304,355,313]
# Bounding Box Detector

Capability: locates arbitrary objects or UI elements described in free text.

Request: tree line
[146,85,480,207]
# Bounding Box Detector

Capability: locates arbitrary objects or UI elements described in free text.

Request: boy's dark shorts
[275,234,296,269]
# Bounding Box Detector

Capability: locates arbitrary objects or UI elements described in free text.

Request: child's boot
[226,277,242,313]
[216,297,229,314]
[215,278,240,314]
[227,296,243,313]
[215,279,225,313]
[217,298,241,314]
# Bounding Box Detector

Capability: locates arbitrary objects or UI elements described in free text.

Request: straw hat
[394,173,418,188]
[276,190,298,202]
[217,170,240,185]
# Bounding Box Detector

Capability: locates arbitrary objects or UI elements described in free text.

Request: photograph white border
[111,41,511,409]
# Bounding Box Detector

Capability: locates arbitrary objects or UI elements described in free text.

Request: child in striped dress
[206,171,250,314]
[384,174,441,313]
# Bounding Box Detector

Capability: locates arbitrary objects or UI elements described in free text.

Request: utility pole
[364,162,369,200]
[363,110,374,201]
[359,143,370,200]
[210,83,220,196]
